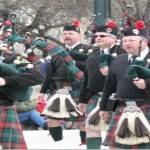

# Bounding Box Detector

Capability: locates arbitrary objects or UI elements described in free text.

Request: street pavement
[23,130,109,149]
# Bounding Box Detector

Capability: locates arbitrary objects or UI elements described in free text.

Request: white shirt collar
[128,47,149,61]
[100,44,115,53]
[65,42,81,50]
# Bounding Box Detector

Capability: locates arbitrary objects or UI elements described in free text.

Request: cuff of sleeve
[145,79,150,90]
[3,77,13,86]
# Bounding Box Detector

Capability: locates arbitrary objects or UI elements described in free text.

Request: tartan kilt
[47,80,84,122]
[0,105,27,149]
[85,94,102,130]
[103,104,150,149]
[86,94,100,115]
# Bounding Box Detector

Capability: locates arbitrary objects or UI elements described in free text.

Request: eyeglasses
[94,35,111,38]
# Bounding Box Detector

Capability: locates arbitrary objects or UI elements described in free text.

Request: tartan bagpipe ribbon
[7,35,84,80]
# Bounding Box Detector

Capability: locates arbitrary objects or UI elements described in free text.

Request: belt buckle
[125,100,137,106]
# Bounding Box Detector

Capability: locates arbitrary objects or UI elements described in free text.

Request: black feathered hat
[123,21,148,38]
[63,20,80,33]
[97,22,118,36]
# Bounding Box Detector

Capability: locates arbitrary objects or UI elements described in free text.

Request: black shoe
[43,122,48,130]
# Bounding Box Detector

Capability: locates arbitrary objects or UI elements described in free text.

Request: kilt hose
[103,103,150,149]
[0,105,27,149]
[47,80,84,122]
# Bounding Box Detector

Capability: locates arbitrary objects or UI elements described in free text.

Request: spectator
[15,100,48,130]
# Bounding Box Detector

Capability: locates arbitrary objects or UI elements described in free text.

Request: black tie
[101,50,104,54]
[129,55,137,64]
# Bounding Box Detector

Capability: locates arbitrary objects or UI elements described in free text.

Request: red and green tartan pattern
[86,94,100,115]
[103,104,150,149]
[0,106,27,149]
[44,43,56,51]
[61,54,84,80]
[7,34,83,80]
[24,38,34,46]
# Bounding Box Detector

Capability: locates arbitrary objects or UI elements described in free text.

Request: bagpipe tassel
[115,105,150,145]
[86,105,108,131]
[135,117,150,137]
[64,94,83,116]
[116,118,131,138]
[47,97,60,112]
[42,89,83,118]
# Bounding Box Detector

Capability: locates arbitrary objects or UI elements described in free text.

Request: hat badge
[133,29,139,35]
[106,28,112,33]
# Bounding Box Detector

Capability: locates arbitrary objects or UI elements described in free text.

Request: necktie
[129,55,137,64]
[101,50,104,54]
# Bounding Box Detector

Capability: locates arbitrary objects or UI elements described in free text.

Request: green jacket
[15,100,37,112]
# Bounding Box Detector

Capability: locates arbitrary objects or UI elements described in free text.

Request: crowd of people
[0,10,150,150]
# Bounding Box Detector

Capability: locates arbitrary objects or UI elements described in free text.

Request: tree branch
[133,0,143,20]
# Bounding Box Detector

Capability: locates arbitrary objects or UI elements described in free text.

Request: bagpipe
[99,5,137,69]
[85,5,147,132]
[0,13,84,81]
[0,43,49,102]
[126,40,150,80]
[84,14,98,41]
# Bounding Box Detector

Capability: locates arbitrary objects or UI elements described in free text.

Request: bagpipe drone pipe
[0,12,84,81]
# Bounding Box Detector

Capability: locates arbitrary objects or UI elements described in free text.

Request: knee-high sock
[80,131,86,144]
[49,126,62,141]
[86,137,102,149]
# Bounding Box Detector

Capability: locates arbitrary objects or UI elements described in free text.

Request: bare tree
[0,0,150,38]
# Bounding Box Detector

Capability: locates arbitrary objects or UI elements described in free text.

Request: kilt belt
[54,80,81,91]
[118,98,150,107]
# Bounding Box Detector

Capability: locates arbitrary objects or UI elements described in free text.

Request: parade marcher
[99,21,150,149]
[0,60,44,149]
[62,20,93,145]
[78,21,125,149]
[63,20,92,72]
[38,20,93,145]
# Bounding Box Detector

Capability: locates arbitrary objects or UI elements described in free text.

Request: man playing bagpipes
[0,12,46,148]
[99,20,150,149]
[37,20,89,143]
[78,21,125,149]
[0,45,44,149]
[62,20,93,145]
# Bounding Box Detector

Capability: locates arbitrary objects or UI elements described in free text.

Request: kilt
[86,93,101,115]
[47,80,84,122]
[103,101,150,149]
[85,93,102,128]
[0,105,27,149]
